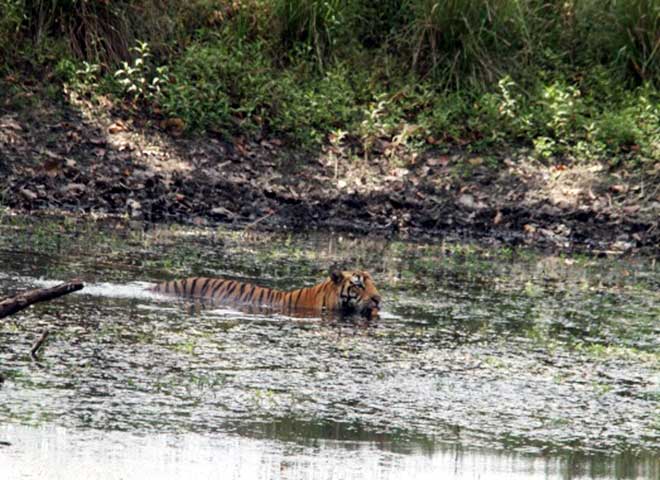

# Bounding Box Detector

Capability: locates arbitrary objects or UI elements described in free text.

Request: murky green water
[0,215,658,479]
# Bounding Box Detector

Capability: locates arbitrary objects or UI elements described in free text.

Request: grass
[1,0,659,163]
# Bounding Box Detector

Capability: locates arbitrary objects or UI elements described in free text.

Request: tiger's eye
[351,275,365,288]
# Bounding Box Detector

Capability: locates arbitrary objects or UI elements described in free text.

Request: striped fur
[151,270,381,318]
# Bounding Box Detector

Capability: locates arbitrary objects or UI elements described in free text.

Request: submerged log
[0,281,84,319]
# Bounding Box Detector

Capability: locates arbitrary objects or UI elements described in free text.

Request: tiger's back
[153,277,300,309]
[150,270,381,318]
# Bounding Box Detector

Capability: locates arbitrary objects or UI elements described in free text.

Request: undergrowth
[1,0,658,164]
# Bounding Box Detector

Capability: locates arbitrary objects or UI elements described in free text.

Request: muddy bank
[1,96,658,253]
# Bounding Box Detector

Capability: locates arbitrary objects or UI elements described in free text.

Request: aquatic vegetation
[0,216,658,466]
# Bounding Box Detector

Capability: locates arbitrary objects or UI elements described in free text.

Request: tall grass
[261,0,659,86]
[564,0,659,83]
[610,0,659,83]
[401,0,532,86]
[270,0,355,70]
[2,0,657,85]
[0,0,190,66]
[0,0,25,63]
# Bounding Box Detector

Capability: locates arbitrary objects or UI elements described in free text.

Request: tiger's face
[331,270,381,319]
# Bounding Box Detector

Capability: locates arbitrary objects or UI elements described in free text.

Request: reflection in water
[1,424,657,480]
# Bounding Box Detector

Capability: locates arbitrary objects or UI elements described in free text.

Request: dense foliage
[1,0,658,162]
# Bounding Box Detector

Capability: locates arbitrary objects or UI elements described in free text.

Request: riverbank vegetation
[1,0,658,165]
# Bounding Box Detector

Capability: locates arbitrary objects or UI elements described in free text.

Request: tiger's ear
[330,269,344,284]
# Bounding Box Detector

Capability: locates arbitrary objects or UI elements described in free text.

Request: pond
[0,215,658,479]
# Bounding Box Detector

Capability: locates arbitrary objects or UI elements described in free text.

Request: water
[1,424,656,480]
[0,216,658,479]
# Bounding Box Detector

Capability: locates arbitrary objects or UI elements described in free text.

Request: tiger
[150,269,381,319]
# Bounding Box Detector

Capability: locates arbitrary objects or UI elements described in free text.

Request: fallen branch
[30,329,50,361]
[0,281,84,319]
[240,209,277,238]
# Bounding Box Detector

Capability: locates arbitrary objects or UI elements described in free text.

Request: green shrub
[417,91,471,142]
[159,39,275,133]
[594,90,660,160]
[160,41,365,145]
[272,65,362,144]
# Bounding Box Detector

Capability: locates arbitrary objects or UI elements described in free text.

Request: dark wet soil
[1,91,659,253]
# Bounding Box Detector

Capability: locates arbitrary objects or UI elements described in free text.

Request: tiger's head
[330,269,381,319]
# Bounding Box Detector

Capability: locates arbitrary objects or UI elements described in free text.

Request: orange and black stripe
[151,276,339,312]
[151,270,381,318]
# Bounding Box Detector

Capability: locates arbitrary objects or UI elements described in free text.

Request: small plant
[533,136,556,159]
[497,76,518,120]
[75,61,101,87]
[359,98,388,159]
[576,122,606,160]
[357,93,409,159]
[52,58,77,83]
[114,41,169,103]
[328,128,347,180]
[57,60,102,96]
[528,81,587,159]
[542,82,580,140]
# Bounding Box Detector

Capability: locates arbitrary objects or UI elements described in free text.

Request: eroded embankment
[1,99,659,253]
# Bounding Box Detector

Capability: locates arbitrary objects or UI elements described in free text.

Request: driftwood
[0,281,84,319]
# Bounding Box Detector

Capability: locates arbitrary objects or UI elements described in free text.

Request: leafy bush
[417,91,471,142]
[159,39,275,133]
[3,0,659,165]
[594,91,660,160]
[272,65,362,144]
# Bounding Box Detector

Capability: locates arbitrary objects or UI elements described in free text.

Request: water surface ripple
[0,217,658,479]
